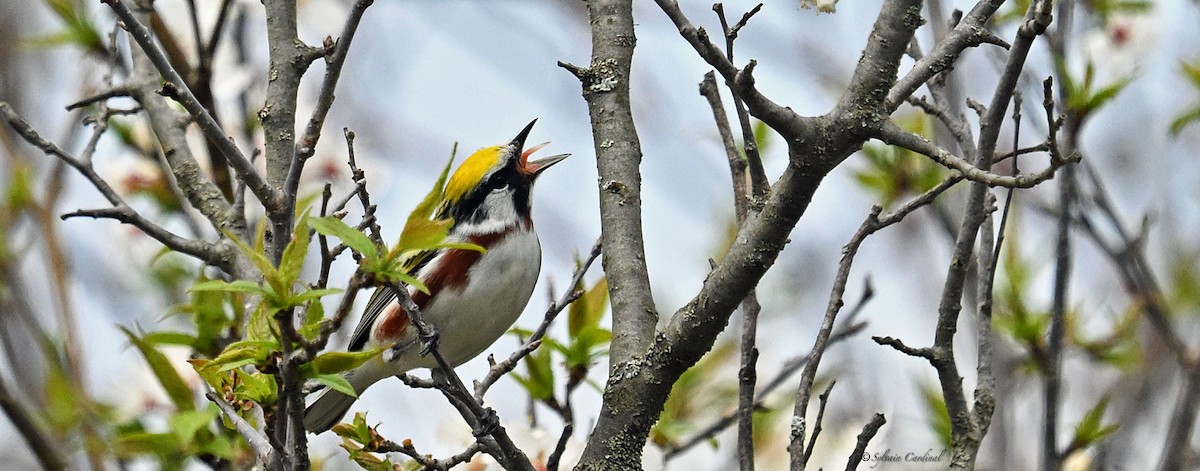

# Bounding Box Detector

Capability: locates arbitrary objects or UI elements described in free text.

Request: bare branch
[873,336,936,360]
[845,414,886,471]
[207,391,274,465]
[663,319,868,461]
[802,381,836,467]
[654,0,806,138]
[560,0,658,376]
[102,0,277,211]
[0,103,236,271]
[699,67,761,471]
[1044,74,1075,471]
[886,0,1009,110]
[875,121,1076,188]
[0,375,67,471]
[289,0,376,212]
[65,87,131,111]
[61,208,225,264]
[918,1,1055,467]
[790,174,960,470]
[712,4,768,198]
[378,439,483,470]
[385,281,535,471]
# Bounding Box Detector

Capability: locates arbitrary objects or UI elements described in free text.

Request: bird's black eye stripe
[487,174,508,191]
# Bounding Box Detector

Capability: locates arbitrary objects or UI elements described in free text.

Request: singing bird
[304,120,568,432]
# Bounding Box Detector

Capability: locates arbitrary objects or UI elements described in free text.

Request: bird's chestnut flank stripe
[377,231,512,342]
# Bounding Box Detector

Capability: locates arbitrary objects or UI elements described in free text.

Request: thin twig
[64,87,131,111]
[662,317,868,461]
[207,391,274,465]
[844,414,886,471]
[102,0,277,210]
[698,66,760,471]
[379,439,483,470]
[791,173,961,469]
[386,282,535,471]
[875,121,1076,189]
[802,381,836,466]
[285,0,375,225]
[0,103,231,270]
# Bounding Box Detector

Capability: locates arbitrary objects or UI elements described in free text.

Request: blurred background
[1,0,1199,469]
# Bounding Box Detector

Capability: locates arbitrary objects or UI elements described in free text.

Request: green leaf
[1083,78,1132,114]
[1169,104,1200,137]
[512,347,555,400]
[341,442,395,471]
[921,386,953,449]
[114,432,180,458]
[120,327,194,411]
[190,279,267,295]
[300,297,327,340]
[279,211,312,288]
[311,216,379,260]
[234,371,277,405]
[5,162,33,209]
[436,242,487,253]
[375,268,429,295]
[188,275,233,355]
[751,120,771,156]
[568,278,609,338]
[410,150,456,222]
[197,433,234,459]
[43,363,82,430]
[314,374,358,398]
[143,331,198,347]
[168,407,217,442]
[203,339,277,372]
[333,411,376,444]
[222,226,277,283]
[395,218,454,256]
[246,302,277,341]
[391,151,460,261]
[293,288,342,304]
[1069,396,1120,451]
[310,348,385,376]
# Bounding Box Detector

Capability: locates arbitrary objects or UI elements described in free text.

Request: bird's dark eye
[486,175,508,191]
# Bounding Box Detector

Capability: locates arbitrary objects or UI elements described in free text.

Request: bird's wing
[345,247,440,352]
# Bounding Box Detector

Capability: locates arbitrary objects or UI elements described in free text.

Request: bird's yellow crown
[442,145,506,208]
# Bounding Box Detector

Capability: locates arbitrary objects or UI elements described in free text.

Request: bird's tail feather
[303,386,357,433]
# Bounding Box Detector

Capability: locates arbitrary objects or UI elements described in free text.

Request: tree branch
[874,120,1077,188]
[0,102,236,272]
[653,0,808,139]
[385,281,535,471]
[0,375,67,471]
[845,414,886,471]
[886,0,1009,111]
[103,0,277,212]
[919,1,1055,467]
[576,0,927,467]
[559,0,658,373]
[207,391,275,465]
[288,0,376,214]
[791,173,961,470]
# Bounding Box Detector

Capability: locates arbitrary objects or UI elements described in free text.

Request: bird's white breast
[418,226,542,367]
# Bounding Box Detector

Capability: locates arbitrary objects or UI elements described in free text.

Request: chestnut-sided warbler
[304,120,567,433]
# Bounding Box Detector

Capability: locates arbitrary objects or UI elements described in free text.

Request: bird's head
[439,119,568,231]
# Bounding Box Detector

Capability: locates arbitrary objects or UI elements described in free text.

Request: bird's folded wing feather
[345,247,440,352]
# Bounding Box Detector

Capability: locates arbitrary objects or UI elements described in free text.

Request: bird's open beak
[513,119,569,177]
